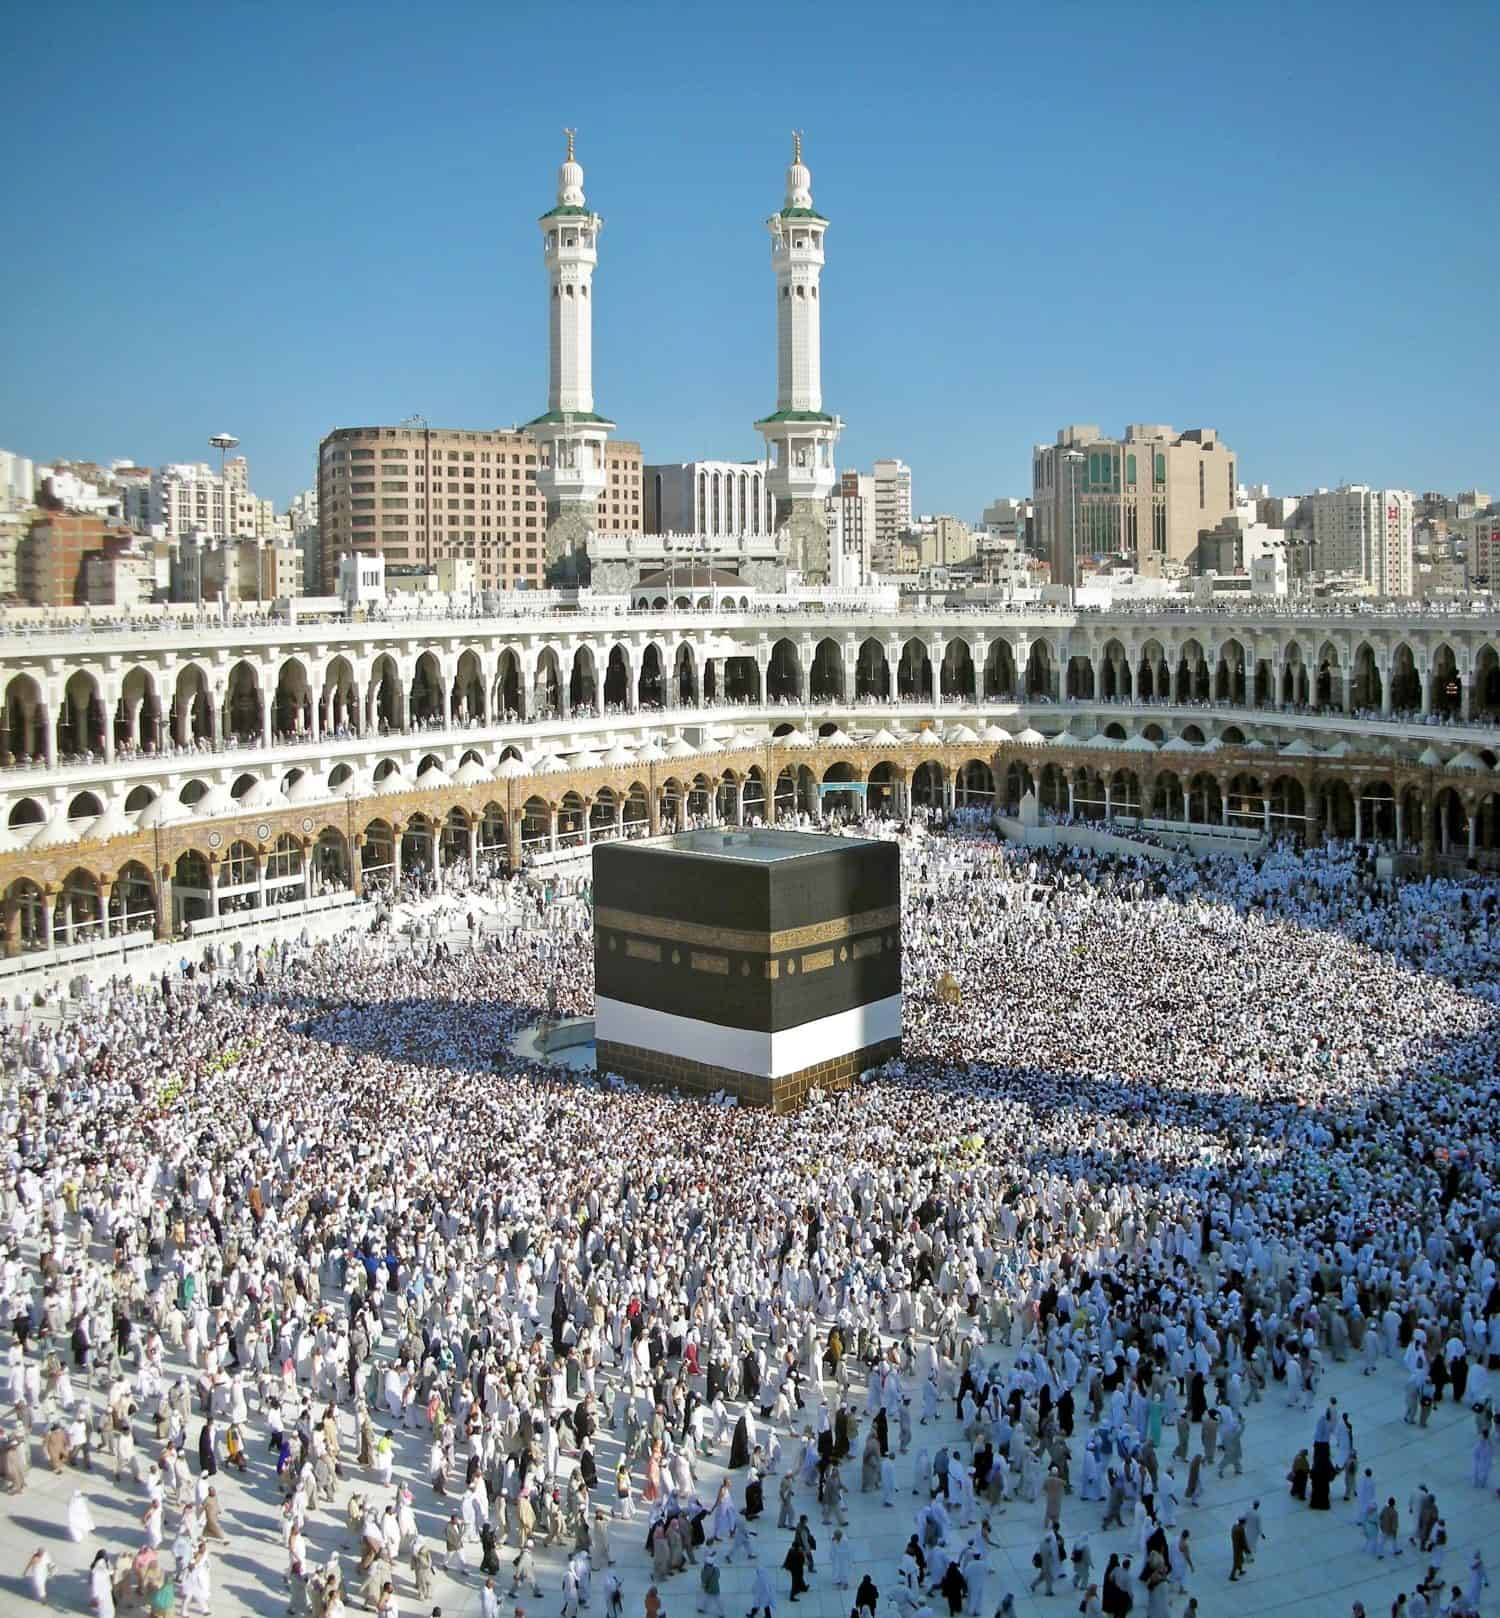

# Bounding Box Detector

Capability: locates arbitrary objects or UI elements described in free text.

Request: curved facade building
[0,602,1497,959]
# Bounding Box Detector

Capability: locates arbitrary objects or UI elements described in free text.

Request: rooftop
[648,828,875,865]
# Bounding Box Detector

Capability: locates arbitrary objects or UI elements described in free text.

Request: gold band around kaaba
[593,904,900,955]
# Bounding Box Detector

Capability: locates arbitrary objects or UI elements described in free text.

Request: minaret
[755,132,842,585]
[527,129,614,583]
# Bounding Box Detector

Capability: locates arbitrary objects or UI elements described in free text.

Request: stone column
[1420,665,1433,718]
[302,844,313,901]
[1395,798,1405,850]
[1380,665,1393,717]
[351,836,365,897]
[1103,782,1112,821]
[1469,813,1478,858]
[1067,781,1075,818]
[157,871,174,939]
[1262,797,1271,836]
[468,817,479,878]
[101,880,114,939]
[40,885,55,950]
[548,807,558,852]
[1354,795,1363,845]
[208,859,221,921]
[256,853,268,911]
[392,825,403,883]
[583,801,593,846]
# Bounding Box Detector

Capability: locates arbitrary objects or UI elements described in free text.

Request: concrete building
[915,514,976,568]
[524,133,614,578]
[18,512,135,606]
[644,461,774,540]
[1,451,37,511]
[1033,424,1237,587]
[80,545,156,608]
[981,497,1034,554]
[754,135,842,584]
[1302,486,1415,597]
[138,458,265,544]
[0,515,22,600]
[1466,515,1499,592]
[287,488,320,592]
[38,468,121,519]
[829,471,874,587]
[871,459,912,575]
[317,424,643,595]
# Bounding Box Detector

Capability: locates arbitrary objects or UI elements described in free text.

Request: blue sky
[4,1,1497,517]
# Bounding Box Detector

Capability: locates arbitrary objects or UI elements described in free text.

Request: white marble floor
[3,1316,1495,1618]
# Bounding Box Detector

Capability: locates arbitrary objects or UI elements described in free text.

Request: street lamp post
[208,433,239,610]
[1062,448,1085,595]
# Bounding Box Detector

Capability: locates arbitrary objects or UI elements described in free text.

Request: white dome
[1121,734,1158,753]
[415,762,453,789]
[194,783,235,819]
[537,754,571,774]
[375,769,409,796]
[1161,736,1199,754]
[239,778,282,811]
[88,802,140,844]
[1013,728,1046,746]
[635,739,666,762]
[600,744,636,767]
[868,728,901,747]
[453,759,491,787]
[982,723,1011,743]
[570,750,603,770]
[495,756,529,780]
[1087,733,1123,749]
[287,772,328,804]
[139,794,192,829]
[945,724,980,744]
[1046,730,1076,747]
[664,736,698,759]
[1279,737,1320,757]
[824,727,856,747]
[29,813,81,851]
[782,729,814,748]
[1447,749,1485,771]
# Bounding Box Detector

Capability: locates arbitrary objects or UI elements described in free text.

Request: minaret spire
[526,131,614,583]
[754,134,842,585]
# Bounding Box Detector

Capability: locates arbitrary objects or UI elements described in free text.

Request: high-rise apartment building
[871,458,912,574]
[1301,486,1414,596]
[317,424,642,594]
[18,512,134,606]
[1033,424,1236,586]
[828,471,874,585]
[915,514,976,568]
[1470,515,1500,591]
[134,457,264,543]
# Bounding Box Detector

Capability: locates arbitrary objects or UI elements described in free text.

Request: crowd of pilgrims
[2,816,1499,1618]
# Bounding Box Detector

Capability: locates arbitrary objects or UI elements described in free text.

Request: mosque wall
[0,603,1497,956]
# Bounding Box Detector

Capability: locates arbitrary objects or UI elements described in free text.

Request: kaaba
[593,829,902,1111]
